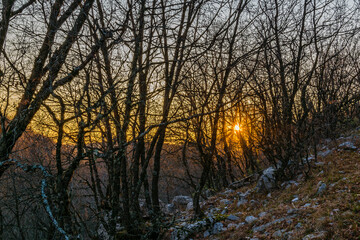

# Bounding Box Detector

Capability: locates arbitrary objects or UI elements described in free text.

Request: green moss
[214,213,229,221]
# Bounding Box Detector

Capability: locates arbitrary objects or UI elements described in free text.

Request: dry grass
[192,140,360,240]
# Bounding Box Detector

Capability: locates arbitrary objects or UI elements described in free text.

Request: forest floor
[169,130,360,240]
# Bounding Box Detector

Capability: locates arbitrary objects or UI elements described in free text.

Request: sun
[234,124,241,132]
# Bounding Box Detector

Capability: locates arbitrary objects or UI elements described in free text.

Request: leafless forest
[0,0,359,239]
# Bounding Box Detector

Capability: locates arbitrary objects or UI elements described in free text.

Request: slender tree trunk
[0,208,3,240]
[193,153,211,218]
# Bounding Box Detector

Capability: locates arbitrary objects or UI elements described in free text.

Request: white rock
[166,203,176,214]
[97,223,110,240]
[272,230,283,238]
[223,189,234,195]
[237,190,252,198]
[331,208,340,215]
[236,222,246,228]
[253,215,296,233]
[227,223,237,228]
[237,198,247,207]
[302,203,311,208]
[186,201,193,211]
[245,216,258,224]
[317,182,327,195]
[210,207,220,214]
[302,231,327,240]
[206,213,215,224]
[256,167,276,192]
[281,180,298,187]
[227,214,240,221]
[258,212,267,218]
[219,199,231,205]
[338,141,357,150]
[315,162,325,166]
[172,195,192,206]
[212,222,223,234]
[318,149,332,157]
[302,155,315,164]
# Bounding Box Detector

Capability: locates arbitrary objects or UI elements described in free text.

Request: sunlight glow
[234,124,241,132]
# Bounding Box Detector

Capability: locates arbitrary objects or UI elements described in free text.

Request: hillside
[168,130,360,240]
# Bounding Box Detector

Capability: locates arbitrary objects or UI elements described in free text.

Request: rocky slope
[166,130,360,240]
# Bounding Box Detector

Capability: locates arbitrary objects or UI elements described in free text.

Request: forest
[0,0,359,239]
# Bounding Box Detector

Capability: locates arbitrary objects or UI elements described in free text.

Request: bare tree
[249,0,359,179]
[0,0,359,239]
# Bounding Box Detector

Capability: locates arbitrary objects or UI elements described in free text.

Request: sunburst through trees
[0,0,359,239]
